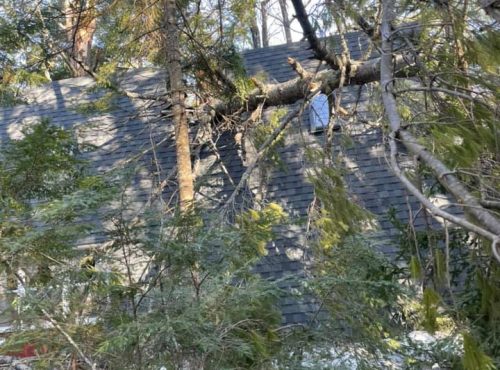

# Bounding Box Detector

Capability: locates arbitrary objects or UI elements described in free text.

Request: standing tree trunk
[278,0,292,44]
[164,0,195,212]
[64,0,96,77]
[250,8,261,48]
[261,0,270,47]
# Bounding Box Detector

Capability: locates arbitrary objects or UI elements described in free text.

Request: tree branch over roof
[380,0,500,261]
[290,0,340,70]
[213,53,413,116]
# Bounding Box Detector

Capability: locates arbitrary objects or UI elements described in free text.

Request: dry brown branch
[288,57,311,80]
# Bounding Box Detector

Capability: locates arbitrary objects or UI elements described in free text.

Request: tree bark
[214,53,413,115]
[278,0,292,44]
[399,130,500,235]
[250,8,261,48]
[261,0,270,47]
[290,0,339,69]
[64,0,96,77]
[164,0,195,212]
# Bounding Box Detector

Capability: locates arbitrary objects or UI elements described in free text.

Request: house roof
[0,36,440,324]
[243,32,370,83]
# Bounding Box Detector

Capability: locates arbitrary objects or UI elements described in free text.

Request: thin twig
[41,309,97,370]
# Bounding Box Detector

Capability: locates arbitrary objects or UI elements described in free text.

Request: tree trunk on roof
[164,0,195,212]
[278,0,292,44]
[214,53,414,115]
[64,0,96,77]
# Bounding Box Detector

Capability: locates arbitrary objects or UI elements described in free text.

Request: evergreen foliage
[0,122,288,368]
[0,0,499,368]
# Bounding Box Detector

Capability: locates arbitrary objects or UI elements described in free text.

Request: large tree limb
[290,0,340,70]
[214,53,413,116]
[380,0,500,261]
[398,130,500,235]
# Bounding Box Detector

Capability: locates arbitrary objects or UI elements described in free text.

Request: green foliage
[94,61,120,89]
[0,119,82,201]
[0,120,115,358]
[410,255,423,281]
[253,107,288,167]
[466,30,500,74]
[428,103,499,168]
[307,237,406,349]
[88,202,288,369]
[392,215,500,366]
[0,125,288,369]
[307,152,374,249]
[0,1,65,106]
[0,67,48,106]
[234,76,257,103]
[421,288,440,333]
[296,150,409,358]
[237,203,287,256]
[99,275,282,369]
[463,333,496,370]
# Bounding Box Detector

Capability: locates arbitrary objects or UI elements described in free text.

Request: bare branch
[287,57,312,79]
[480,199,500,210]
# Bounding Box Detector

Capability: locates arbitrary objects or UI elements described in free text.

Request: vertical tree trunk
[278,0,292,44]
[261,0,270,47]
[64,0,96,77]
[164,0,195,212]
[217,0,224,40]
[250,10,261,48]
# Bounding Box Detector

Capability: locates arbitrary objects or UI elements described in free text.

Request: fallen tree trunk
[214,53,413,115]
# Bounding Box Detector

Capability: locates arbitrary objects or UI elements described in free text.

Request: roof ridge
[242,30,366,54]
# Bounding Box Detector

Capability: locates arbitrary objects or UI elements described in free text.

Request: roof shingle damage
[0,35,445,324]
